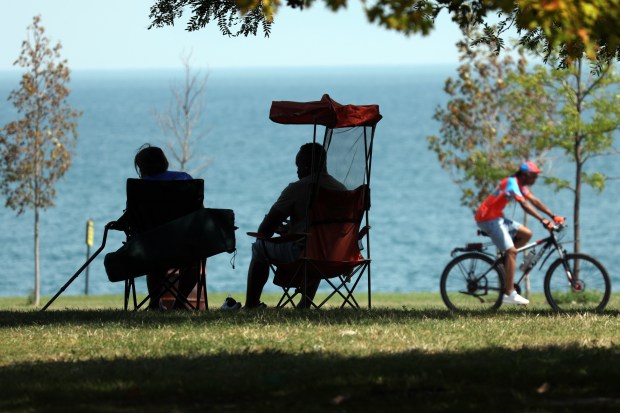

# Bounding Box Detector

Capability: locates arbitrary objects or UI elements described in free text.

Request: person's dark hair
[134,144,169,178]
[296,142,327,173]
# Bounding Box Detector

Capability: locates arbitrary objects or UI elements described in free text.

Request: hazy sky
[1,0,464,70]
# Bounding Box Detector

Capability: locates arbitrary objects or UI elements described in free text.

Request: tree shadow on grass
[1,307,619,328]
[1,345,619,413]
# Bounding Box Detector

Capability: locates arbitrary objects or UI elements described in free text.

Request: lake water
[0,66,618,298]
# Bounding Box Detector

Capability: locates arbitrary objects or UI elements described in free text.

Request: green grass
[1,292,620,412]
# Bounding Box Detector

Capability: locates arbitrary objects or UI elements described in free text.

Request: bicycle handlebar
[550,222,566,233]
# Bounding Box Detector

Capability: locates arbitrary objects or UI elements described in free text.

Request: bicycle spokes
[441,252,504,312]
[544,254,611,312]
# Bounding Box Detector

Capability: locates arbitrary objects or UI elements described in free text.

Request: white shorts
[476,217,522,252]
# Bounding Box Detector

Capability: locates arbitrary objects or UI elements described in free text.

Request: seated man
[112,144,199,310]
[245,142,346,308]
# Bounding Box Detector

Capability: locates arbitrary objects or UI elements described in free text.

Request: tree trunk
[574,159,581,255]
[573,62,582,256]
[34,205,40,307]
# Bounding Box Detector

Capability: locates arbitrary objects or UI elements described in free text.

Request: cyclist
[474,161,565,305]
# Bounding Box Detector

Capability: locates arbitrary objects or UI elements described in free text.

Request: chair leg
[277,287,300,308]
[367,263,372,309]
[312,262,369,309]
[195,259,208,310]
[123,278,139,311]
[276,264,304,308]
[124,280,129,311]
[131,279,138,309]
[159,262,207,311]
[338,264,369,308]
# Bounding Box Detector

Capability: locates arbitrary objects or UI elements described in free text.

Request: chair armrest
[358,225,371,239]
[106,221,124,231]
[247,232,309,244]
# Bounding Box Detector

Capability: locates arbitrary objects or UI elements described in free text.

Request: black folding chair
[120,179,204,310]
[42,179,236,311]
[104,179,236,310]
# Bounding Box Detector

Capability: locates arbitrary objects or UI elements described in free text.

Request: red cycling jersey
[475,176,532,222]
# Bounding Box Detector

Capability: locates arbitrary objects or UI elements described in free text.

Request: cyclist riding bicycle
[474,161,565,305]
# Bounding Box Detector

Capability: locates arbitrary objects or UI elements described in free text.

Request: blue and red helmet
[520,161,541,174]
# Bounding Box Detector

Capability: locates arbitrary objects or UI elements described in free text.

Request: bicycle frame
[514,228,569,284]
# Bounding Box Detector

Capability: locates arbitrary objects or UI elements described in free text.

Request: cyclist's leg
[503,247,518,294]
[503,219,531,296]
[478,218,517,295]
[512,225,532,249]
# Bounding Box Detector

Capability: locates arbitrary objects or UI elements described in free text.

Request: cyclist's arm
[517,196,548,223]
[525,193,555,219]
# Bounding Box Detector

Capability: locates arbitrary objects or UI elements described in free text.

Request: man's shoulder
[284,174,346,192]
[320,174,347,191]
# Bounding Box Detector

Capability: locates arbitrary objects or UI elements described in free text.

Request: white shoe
[502,290,529,306]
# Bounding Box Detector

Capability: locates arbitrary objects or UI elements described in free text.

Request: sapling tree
[0,16,81,306]
[508,58,620,254]
[153,52,210,176]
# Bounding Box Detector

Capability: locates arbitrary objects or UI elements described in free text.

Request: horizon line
[0,62,460,73]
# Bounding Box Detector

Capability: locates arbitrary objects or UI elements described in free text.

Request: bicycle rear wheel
[440,252,505,312]
[544,253,611,312]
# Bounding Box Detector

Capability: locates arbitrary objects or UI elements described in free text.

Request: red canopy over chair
[270,94,382,128]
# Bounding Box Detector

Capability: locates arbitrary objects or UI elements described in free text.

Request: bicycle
[440,223,611,312]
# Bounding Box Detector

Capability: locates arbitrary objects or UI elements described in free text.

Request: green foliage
[147,0,620,66]
[427,35,554,211]
[430,28,619,251]
[148,0,274,37]
[509,58,620,196]
[544,176,572,193]
[0,15,81,215]
[583,172,606,192]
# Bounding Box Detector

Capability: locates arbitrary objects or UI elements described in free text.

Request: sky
[0,0,465,71]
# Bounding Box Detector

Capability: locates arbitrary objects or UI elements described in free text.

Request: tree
[430,30,620,255]
[0,16,81,306]
[153,52,210,176]
[508,58,620,255]
[427,35,555,211]
[147,0,620,65]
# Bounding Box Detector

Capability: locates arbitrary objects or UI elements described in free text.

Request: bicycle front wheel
[440,252,505,312]
[544,253,611,312]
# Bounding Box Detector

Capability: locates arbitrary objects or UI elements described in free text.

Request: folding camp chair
[41,179,236,311]
[252,94,381,308]
[114,179,205,310]
[260,185,371,308]
[104,179,236,310]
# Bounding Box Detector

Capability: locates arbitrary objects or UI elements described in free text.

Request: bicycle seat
[477,229,490,237]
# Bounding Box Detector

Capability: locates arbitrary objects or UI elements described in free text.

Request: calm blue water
[0,66,618,298]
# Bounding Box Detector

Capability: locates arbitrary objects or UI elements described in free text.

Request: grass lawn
[1,292,620,412]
